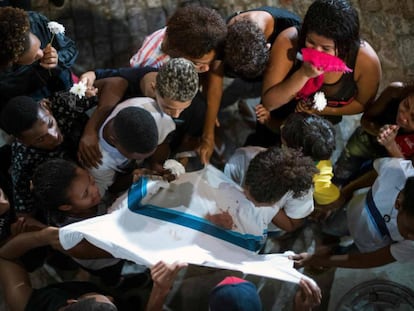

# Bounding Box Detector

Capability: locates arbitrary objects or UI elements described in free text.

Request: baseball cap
[208,276,262,311]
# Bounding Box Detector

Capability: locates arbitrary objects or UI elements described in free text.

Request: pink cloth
[297,48,353,100]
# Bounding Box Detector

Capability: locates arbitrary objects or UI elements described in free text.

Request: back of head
[64,298,117,311]
[113,107,158,154]
[1,96,40,136]
[209,276,262,311]
[299,0,360,60]
[0,7,30,69]
[32,158,78,213]
[402,176,414,217]
[166,5,227,58]
[224,19,269,79]
[281,112,335,161]
[156,58,199,102]
[245,146,317,203]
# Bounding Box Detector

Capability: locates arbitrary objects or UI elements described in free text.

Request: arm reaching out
[146,261,187,311]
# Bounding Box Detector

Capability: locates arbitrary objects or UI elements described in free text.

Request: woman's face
[396,94,414,132]
[65,167,102,212]
[305,32,337,56]
[16,32,43,65]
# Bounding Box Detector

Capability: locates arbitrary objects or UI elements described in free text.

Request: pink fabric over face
[297,48,353,100]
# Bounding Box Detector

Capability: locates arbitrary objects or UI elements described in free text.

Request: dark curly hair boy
[245,146,317,204]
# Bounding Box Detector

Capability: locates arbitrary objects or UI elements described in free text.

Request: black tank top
[224,7,301,80]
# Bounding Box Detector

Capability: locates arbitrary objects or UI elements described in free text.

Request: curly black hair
[165,5,227,59]
[0,7,30,69]
[112,106,158,154]
[298,0,360,60]
[156,58,199,102]
[1,96,40,136]
[64,298,117,311]
[32,158,78,212]
[281,112,335,161]
[224,18,269,79]
[245,146,317,204]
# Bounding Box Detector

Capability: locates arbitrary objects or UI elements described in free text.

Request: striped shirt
[129,27,170,68]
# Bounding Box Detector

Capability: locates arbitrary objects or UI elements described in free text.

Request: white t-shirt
[90,97,176,196]
[224,146,314,231]
[347,157,414,262]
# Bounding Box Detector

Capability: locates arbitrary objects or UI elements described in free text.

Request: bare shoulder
[273,26,299,47]
[355,40,381,78]
[357,40,381,66]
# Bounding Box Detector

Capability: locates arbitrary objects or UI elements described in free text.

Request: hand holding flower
[39,43,58,69]
[79,71,99,97]
[255,104,271,124]
[46,21,65,74]
[312,92,327,112]
[70,79,87,99]
[295,99,316,114]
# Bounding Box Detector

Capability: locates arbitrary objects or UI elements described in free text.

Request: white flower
[47,21,65,35]
[69,80,87,99]
[163,159,185,177]
[313,92,327,111]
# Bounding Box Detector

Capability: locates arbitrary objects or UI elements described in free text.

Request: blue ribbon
[127,177,264,252]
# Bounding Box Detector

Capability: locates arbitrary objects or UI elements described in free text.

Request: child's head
[281,112,335,161]
[209,276,262,311]
[155,58,199,118]
[299,0,360,60]
[0,7,43,68]
[110,106,158,160]
[165,5,227,73]
[396,176,414,241]
[1,96,63,150]
[396,86,414,132]
[32,159,101,216]
[224,18,269,79]
[61,295,117,311]
[244,146,317,205]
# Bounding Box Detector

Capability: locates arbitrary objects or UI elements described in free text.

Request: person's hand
[255,104,270,124]
[197,136,214,165]
[289,252,315,269]
[0,188,10,215]
[301,61,324,78]
[295,100,317,114]
[150,261,187,294]
[377,124,399,148]
[78,132,102,168]
[294,278,322,311]
[40,43,58,69]
[79,71,98,97]
[10,216,46,236]
[205,211,234,229]
[132,168,176,183]
[310,196,345,222]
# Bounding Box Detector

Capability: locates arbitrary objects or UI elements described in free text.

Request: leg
[0,258,33,311]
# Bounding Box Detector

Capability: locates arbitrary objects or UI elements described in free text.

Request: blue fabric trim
[364,189,391,239]
[127,177,264,252]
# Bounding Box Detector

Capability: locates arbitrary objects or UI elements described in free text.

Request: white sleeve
[224,147,265,186]
[283,189,314,219]
[224,152,245,186]
[59,229,85,250]
[91,168,115,197]
[390,240,414,263]
[89,151,116,197]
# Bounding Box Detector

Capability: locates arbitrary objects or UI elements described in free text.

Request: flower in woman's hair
[69,80,87,99]
[313,92,327,111]
[47,21,65,35]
